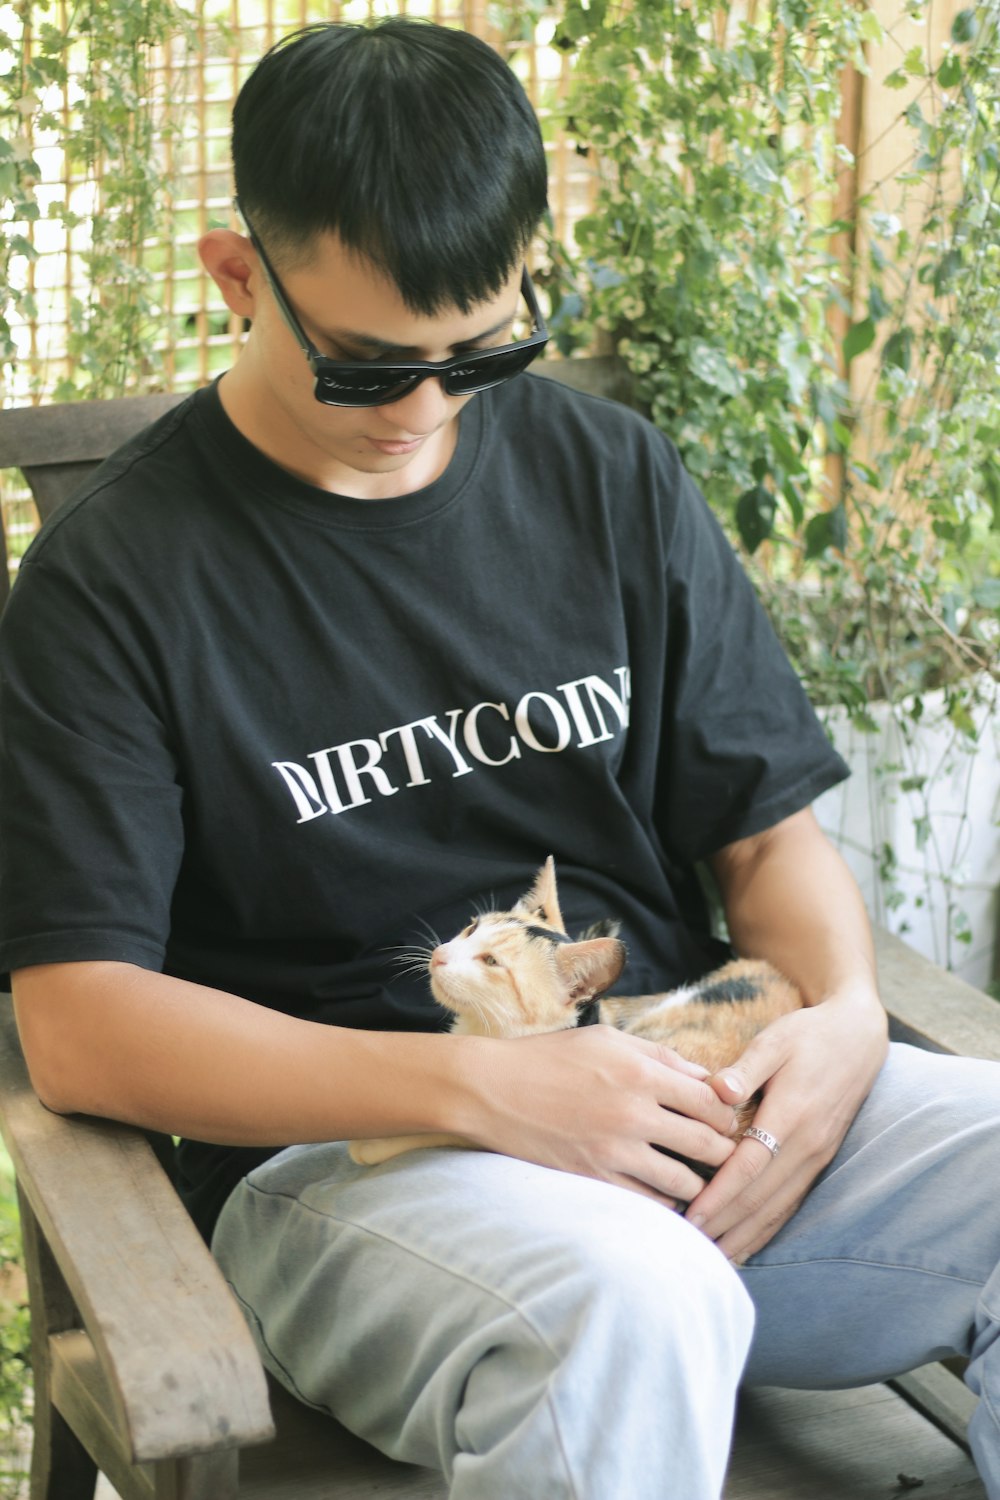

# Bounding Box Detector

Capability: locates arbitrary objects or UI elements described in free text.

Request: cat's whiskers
[384,942,436,982]
[413,917,444,949]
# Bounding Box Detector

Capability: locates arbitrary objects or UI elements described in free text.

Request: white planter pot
[814,687,999,991]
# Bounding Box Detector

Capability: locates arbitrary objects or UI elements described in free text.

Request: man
[1,20,997,1500]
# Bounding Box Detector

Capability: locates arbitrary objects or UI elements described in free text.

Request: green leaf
[882,328,913,372]
[736,486,776,554]
[948,701,977,739]
[972,578,1000,611]
[951,9,979,43]
[804,505,848,558]
[868,283,891,321]
[937,53,962,88]
[843,318,876,363]
[903,44,926,76]
[932,248,962,295]
[859,10,885,45]
[689,340,744,397]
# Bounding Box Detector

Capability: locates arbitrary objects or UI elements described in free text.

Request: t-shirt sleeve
[0,547,184,977]
[652,456,849,865]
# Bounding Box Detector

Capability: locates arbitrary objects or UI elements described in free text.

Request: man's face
[236,231,524,497]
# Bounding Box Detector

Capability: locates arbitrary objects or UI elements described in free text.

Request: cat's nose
[429,947,448,969]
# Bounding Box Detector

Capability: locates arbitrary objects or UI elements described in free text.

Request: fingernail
[687,1213,706,1230]
[719,1073,742,1094]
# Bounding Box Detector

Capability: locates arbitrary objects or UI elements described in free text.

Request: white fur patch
[640,985,700,1017]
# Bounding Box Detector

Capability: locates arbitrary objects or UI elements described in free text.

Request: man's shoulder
[493,366,680,468]
[507,364,647,424]
[14,389,211,576]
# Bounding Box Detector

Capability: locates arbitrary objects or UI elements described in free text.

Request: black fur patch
[696,975,763,1005]
[575,999,602,1027]
[524,924,572,945]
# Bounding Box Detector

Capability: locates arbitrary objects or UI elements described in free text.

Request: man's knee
[536,1199,755,1377]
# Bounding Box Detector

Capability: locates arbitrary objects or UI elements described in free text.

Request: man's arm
[12,959,739,1204]
[685,804,889,1261]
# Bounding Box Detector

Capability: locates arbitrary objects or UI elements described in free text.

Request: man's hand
[463,1022,740,1207]
[684,986,888,1262]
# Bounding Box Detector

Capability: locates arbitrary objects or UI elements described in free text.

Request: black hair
[232,19,548,315]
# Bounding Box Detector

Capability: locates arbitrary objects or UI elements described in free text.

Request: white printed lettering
[272,761,330,824]
[334,740,400,809]
[514,691,572,754]
[557,669,631,746]
[422,709,474,778]
[273,666,631,825]
[379,718,437,787]
[463,701,522,767]
[309,741,399,813]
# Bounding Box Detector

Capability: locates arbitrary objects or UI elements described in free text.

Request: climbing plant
[0,0,196,400]
[540,0,999,971]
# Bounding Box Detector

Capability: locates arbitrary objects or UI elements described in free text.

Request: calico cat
[348,857,802,1166]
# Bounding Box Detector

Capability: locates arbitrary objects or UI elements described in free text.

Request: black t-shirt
[0,374,847,1237]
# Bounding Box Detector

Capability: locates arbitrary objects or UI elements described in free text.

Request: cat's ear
[514,855,566,933]
[555,937,626,1005]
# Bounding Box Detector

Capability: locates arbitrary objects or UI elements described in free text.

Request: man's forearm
[12,960,481,1145]
[710,807,882,1012]
[12,958,743,1206]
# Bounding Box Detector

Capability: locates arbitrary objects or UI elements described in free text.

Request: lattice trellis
[1,0,589,568]
[7,0,585,401]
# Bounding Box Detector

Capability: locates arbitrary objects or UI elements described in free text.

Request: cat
[348,856,802,1167]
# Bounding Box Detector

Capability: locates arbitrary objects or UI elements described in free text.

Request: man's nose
[378,375,457,431]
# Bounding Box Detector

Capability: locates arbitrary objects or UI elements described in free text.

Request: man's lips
[366,434,427,455]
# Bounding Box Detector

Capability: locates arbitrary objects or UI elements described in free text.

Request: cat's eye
[480,953,499,967]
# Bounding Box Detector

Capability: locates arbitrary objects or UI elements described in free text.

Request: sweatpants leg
[212,1143,754,1500]
[740,1043,1000,1499]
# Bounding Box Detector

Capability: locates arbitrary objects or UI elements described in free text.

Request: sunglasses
[236,200,549,409]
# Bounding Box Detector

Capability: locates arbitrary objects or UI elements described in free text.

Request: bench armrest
[0,996,273,1463]
[874,928,1000,1062]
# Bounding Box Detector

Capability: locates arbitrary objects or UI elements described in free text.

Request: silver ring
[742,1125,780,1157]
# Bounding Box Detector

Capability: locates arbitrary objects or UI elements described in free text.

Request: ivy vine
[535,0,999,970]
[0,0,196,400]
[542,0,998,719]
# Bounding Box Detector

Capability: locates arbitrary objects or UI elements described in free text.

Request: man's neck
[217,365,460,500]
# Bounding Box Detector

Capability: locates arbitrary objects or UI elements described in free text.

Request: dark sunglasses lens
[314,369,419,408]
[444,344,541,395]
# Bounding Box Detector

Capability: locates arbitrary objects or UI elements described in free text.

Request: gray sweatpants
[213,1043,1000,1499]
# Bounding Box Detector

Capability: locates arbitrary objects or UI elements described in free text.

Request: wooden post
[16,1188,98,1500]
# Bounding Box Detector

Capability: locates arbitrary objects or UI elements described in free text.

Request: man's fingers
[708,1024,787,1107]
[620,1029,711,1079]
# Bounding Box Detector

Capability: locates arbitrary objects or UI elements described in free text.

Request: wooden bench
[1,384,998,1499]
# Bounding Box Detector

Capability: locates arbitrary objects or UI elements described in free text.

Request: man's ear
[198,229,260,320]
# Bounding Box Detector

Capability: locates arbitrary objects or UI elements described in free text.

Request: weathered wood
[18,1196,98,1500]
[0,393,186,526]
[728,1383,985,1499]
[534,353,635,405]
[154,1450,240,1500]
[891,1363,978,1452]
[52,1331,154,1500]
[0,394,184,471]
[875,927,1000,1062]
[239,1381,447,1499]
[0,998,274,1465]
